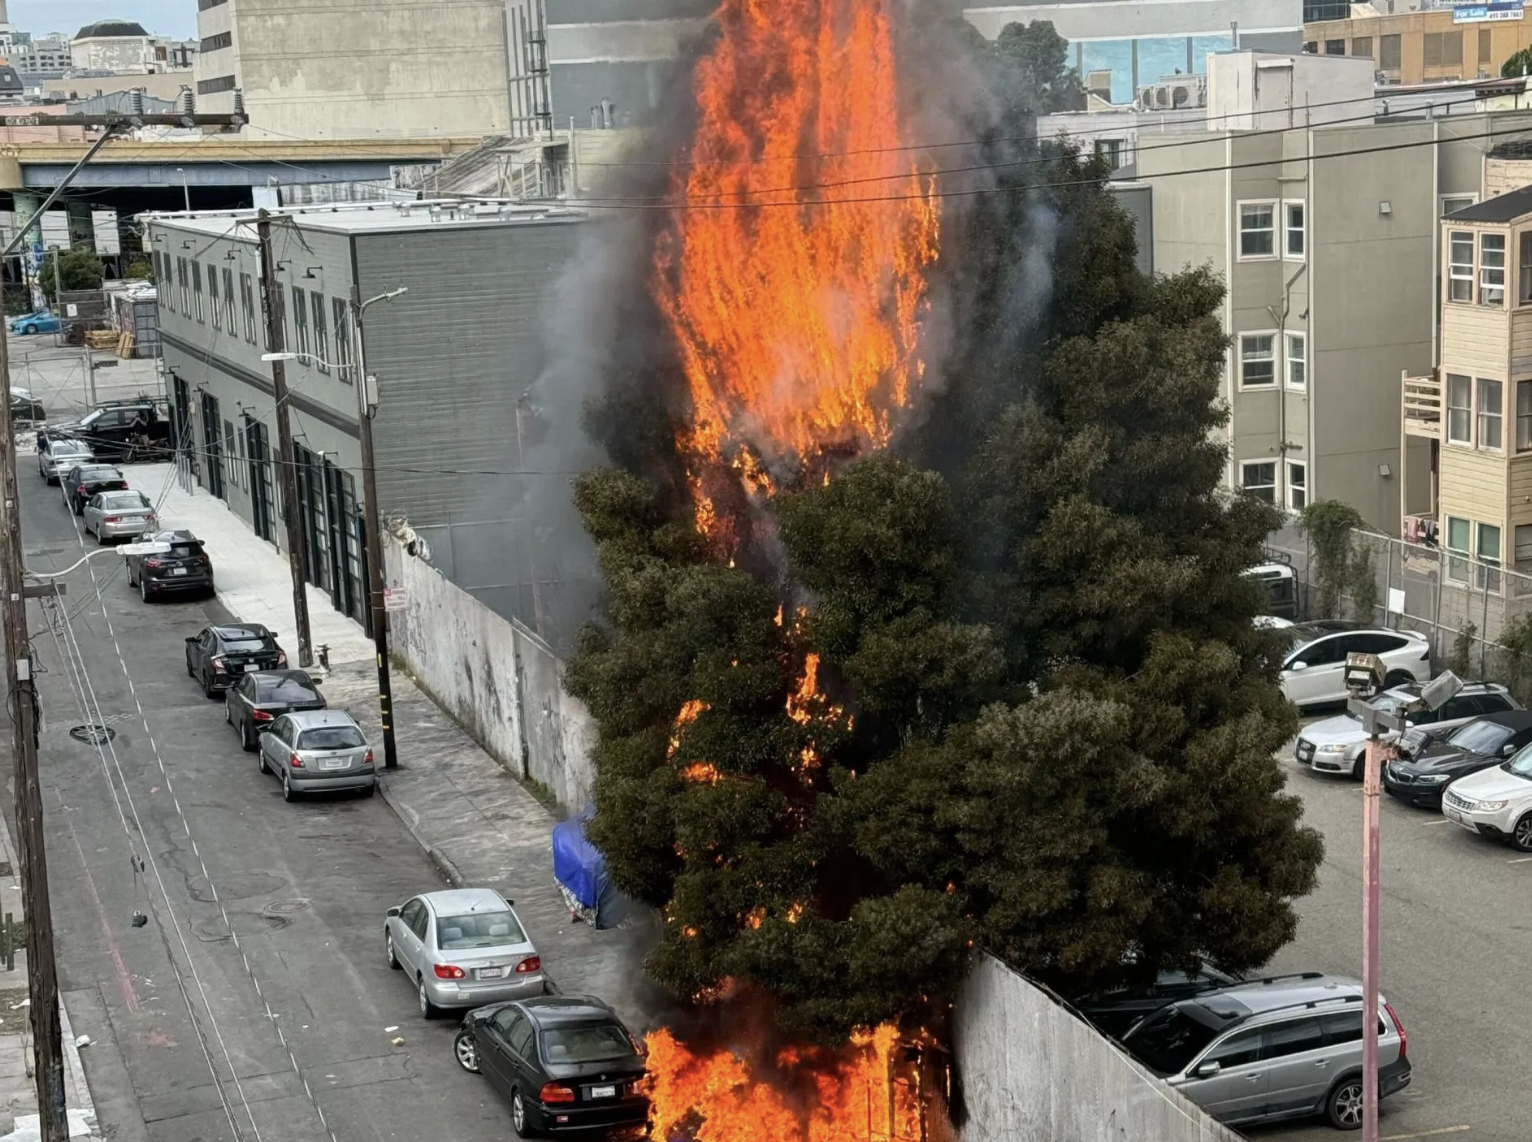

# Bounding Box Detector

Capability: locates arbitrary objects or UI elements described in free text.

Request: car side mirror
[185,636,197,645]
[1288,661,1308,672]
[386,906,401,918]
[1193,1060,1222,1079]
[1504,743,1517,756]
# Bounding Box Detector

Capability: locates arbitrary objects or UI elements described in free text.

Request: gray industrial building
[145,201,589,647]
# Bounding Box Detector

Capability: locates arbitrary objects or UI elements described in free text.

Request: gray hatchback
[256,709,375,801]
[1120,973,1411,1130]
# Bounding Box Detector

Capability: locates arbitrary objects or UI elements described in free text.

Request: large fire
[641,0,942,1135]
[653,0,940,547]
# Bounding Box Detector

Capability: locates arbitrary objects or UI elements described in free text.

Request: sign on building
[40,210,69,248]
[91,210,120,255]
[1454,0,1523,22]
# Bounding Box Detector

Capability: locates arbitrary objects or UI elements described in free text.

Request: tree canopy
[39,247,105,308]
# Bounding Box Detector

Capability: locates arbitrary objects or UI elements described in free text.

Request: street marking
[1381,1128,1471,1140]
[1506,856,1532,863]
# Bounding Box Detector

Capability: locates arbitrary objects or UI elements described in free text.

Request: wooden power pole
[0,276,68,1142]
[255,211,313,668]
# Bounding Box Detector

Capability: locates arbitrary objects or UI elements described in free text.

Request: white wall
[1207,51,1375,131]
[955,955,1245,1142]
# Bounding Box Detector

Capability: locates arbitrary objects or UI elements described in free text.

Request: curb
[374,774,468,889]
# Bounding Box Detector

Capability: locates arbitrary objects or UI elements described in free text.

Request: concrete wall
[954,954,1244,1142]
[70,36,155,73]
[383,533,597,814]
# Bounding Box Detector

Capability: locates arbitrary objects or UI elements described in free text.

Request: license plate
[320,757,348,770]
[1447,808,1476,831]
[476,966,504,980]
[588,1085,616,1099]
[170,567,188,576]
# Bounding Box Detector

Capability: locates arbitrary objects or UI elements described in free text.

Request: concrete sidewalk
[118,468,655,1027]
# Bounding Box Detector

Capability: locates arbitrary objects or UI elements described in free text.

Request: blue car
[9,312,61,335]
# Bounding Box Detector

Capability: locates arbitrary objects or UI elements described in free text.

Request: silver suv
[1120,973,1411,1130]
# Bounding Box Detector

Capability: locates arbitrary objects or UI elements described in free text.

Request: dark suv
[126,530,213,602]
[40,397,171,462]
[185,624,287,698]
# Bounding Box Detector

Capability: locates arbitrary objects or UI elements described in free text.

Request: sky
[13,1,194,39]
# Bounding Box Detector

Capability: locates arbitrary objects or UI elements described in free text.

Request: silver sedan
[384,888,545,1018]
[82,490,157,544]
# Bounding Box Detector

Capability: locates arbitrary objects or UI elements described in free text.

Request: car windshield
[259,677,319,703]
[167,543,202,558]
[78,468,118,482]
[1506,747,1532,779]
[54,443,89,457]
[297,726,365,750]
[78,411,102,427]
[1448,721,1514,755]
[434,910,526,949]
[1123,1008,1221,1075]
[98,492,150,510]
[541,1023,638,1065]
[222,637,273,652]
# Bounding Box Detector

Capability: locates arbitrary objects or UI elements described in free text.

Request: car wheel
[203,670,218,700]
[453,1028,479,1074]
[142,578,153,604]
[385,932,400,970]
[417,978,441,1020]
[22,325,36,335]
[224,700,232,725]
[71,498,83,516]
[1325,1075,1365,1130]
[256,748,268,775]
[1512,812,1532,853]
[282,771,297,802]
[94,525,107,546]
[511,1090,542,1138]
[1384,670,1413,688]
[1351,753,1365,781]
[241,723,257,753]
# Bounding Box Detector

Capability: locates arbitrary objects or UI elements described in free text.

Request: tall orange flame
[655,0,940,504]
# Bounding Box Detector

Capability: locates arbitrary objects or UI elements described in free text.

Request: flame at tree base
[643,1023,937,1142]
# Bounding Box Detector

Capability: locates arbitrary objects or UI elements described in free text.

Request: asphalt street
[1254,720,1527,1142]
[0,462,518,1142]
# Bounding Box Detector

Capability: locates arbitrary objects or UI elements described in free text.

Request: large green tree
[39,247,104,308]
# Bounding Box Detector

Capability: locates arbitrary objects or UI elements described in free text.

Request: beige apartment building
[1304,8,1532,86]
[1139,107,1532,531]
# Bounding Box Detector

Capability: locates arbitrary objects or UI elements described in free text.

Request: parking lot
[1251,715,1525,1141]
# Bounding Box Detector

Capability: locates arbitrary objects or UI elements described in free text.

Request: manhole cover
[69,724,115,745]
[263,899,310,916]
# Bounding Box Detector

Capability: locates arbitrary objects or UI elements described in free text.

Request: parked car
[82,489,157,544]
[1294,681,1519,778]
[1075,964,1241,1040]
[225,670,326,751]
[10,389,44,424]
[59,463,128,515]
[127,530,213,602]
[1442,741,1532,851]
[36,437,92,485]
[1279,625,1432,709]
[1119,974,1411,1131]
[9,312,60,335]
[1385,711,1532,809]
[257,709,375,801]
[40,397,172,463]
[384,888,544,1018]
[452,995,650,1138]
[1245,558,1299,620]
[184,623,287,698]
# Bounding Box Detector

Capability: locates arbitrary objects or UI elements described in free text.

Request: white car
[1442,746,1532,851]
[1279,624,1432,709]
[1295,681,1519,778]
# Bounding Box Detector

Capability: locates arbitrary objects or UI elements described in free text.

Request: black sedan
[1074,964,1240,1039]
[185,624,287,699]
[128,529,213,602]
[225,670,326,751]
[60,463,128,515]
[453,995,649,1138]
[1385,710,1532,808]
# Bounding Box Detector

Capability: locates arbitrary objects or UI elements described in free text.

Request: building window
[1240,333,1276,387]
[1519,381,1532,451]
[1520,232,1532,304]
[311,292,329,373]
[1353,36,1372,59]
[1324,39,1345,55]
[1443,196,1475,216]
[1286,333,1306,389]
[1283,201,1305,259]
[1094,138,1123,169]
[1481,232,1506,304]
[1449,231,1474,301]
[293,286,309,355]
[177,256,189,311]
[1380,34,1402,69]
[1515,523,1532,568]
[1241,461,1277,504]
[200,31,232,52]
[1447,516,1472,582]
[191,262,204,323]
[333,297,352,377]
[1239,202,1276,258]
[1447,373,1473,443]
[222,267,236,331]
[155,251,173,312]
[1480,26,1493,65]
[197,75,237,95]
[208,268,221,330]
[1479,522,1503,592]
[1286,461,1307,511]
[1479,378,1504,449]
[1423,30,1463,68]
[240,272,257,342]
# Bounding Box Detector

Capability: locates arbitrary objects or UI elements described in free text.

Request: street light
[176,167,190,212]
[1345,656,1461,1142]
[27,540,171,580]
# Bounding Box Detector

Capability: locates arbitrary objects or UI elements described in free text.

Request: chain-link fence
[1267,522,1532,704]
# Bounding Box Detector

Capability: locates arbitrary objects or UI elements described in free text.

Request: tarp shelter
[551,807,633,930]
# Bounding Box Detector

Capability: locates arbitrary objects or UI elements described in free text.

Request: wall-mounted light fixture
[303,266,322,279]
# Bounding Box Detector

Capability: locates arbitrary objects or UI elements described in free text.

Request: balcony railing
[1403,369,1443,440]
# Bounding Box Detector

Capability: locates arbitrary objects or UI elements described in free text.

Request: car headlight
[1417,774,1449,784]
[1478,799,1509,811]
[1315,744,1349,755]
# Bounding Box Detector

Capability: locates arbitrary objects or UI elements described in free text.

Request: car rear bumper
[534,1097,650,1134]
[99,521,153,539]
[1380,1055,1411,1100]
[144,575,213,594]
[288,771,376,793]
[424,972,545,1009]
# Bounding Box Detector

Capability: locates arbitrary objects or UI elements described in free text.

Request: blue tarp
[552,807,633,929]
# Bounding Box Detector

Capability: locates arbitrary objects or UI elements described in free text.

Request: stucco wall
[954,954,1244,1142]
[383,533,597,813]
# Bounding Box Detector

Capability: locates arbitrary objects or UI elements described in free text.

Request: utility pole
[254,211,313,668]
[50,246,62,318]
[350,286,406,769]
